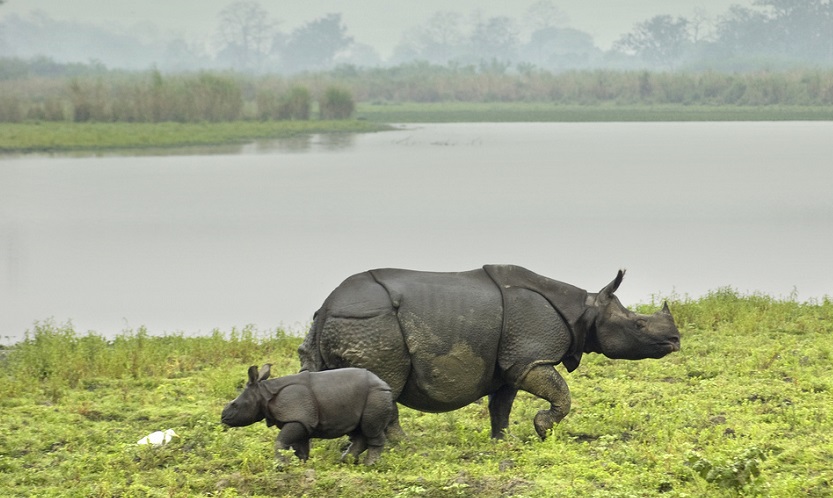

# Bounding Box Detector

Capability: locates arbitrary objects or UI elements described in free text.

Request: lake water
[1,122,832,344]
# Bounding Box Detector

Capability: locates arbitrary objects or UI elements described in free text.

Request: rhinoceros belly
[371,269,504,412]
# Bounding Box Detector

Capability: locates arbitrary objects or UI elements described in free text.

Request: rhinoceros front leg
[276,422,311,461]
[488,385,518,439]
[516,365,571,440]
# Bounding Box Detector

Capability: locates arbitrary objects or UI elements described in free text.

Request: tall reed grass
[3,60,833,123]
[0,69,351,123]
[0,320,300,401]
[319,86,355,120]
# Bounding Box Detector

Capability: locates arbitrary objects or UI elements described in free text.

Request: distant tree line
[614,0,833,70]
[1,0,833,73]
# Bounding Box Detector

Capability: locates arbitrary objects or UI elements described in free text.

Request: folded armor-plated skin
[298,264,680,440]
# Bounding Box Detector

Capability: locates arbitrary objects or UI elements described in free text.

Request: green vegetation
[319,86,356,120]
[1,291,831,497]
[2,62,833,152]
[4,63,833,125]
[276,86,313,121]
[0,69,358,124]
[2,101,830,154]
[342,65,833,106]
[355,102,833,123]
[0,120,388,153]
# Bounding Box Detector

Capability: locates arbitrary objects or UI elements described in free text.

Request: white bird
[137,429,179,446]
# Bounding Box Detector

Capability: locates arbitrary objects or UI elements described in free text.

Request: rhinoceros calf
[221,365,394,465]
[298,265,681,440]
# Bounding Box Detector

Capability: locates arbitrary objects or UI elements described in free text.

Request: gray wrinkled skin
[221,365,394,465]
[298,265,680,440]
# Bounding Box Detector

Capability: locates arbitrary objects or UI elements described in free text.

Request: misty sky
[3,0,750,54]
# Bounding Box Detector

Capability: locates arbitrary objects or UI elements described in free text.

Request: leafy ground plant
[1,290,831,497]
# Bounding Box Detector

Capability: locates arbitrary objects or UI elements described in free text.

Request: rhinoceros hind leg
[341,434,367,464]
[516,365,571,440]
[488,384,518,439]
[363,445,383,465]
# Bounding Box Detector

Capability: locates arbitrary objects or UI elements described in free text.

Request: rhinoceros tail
[298,310,325,372]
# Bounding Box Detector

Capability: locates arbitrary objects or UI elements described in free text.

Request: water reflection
[239,133,357,154]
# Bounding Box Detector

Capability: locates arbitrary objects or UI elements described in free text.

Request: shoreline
[3,104,832,154]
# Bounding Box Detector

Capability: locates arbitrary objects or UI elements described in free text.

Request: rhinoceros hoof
[534,410,556,440]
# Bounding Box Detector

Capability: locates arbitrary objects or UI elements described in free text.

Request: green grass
[2,103,831,153]
[1,290,831,497]
[0,120,390,153]
[356,102,833,123]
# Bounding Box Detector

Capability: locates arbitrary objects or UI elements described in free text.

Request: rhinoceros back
[299,268,504,412]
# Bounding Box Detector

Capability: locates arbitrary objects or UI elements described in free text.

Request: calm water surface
[1,122,831,343]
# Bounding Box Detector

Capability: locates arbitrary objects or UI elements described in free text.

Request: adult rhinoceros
[298,265,680,440]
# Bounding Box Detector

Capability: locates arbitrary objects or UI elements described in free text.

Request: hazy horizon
[2,0,748,56]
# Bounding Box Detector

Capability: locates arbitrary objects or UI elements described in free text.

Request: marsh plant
[0,95,23,122]
[3,60,833,123]
[277,86,312,120]
[319,86,355,120]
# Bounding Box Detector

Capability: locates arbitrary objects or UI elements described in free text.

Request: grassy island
[0,120,389,154]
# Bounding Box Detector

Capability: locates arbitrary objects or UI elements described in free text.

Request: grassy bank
[1,291,831,497]
[0,120,389,153]
[356,102,833,123]
[3,103,831,154]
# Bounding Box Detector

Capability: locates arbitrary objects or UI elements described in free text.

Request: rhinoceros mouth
[662,337,681,352]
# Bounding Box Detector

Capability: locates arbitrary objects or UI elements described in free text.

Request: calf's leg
[363,444,383,465]
[341,434,382,465]
[276,422,311,461]
[341,433,367,463]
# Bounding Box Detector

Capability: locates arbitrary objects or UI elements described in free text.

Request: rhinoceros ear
[661,301,671,315]
[247,365,260,386]
[599,269,626,298]
[257,364,272,382]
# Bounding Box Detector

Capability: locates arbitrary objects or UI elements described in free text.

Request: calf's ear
[247,365,260,386]
[257,364,272,382]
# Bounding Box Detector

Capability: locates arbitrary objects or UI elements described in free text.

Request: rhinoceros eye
[636,319,647,329]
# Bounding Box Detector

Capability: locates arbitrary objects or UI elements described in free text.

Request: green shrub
[0,94,22,122]
[688,447,767,491]
[319,86,355,120]
[26,98,66,121]
[255,87,282,120]
[68,79,108,122]
[187,73,243,122]
[278,86,311,120]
